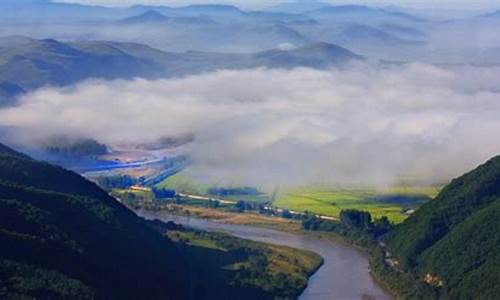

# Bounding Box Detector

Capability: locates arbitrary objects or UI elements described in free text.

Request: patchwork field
[274,186,441,223]
[154,173,441,223]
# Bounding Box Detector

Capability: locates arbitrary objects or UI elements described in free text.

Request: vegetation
[0,143,320,299]
[44,137,108,157]
[383,155,500,299]
[154,173,436,223]
[302,209,394,246]
[159,226,323,298]
[274,186,437,223]
[95,174,139,190]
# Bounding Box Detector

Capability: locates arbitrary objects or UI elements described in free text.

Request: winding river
[137,211,391,300]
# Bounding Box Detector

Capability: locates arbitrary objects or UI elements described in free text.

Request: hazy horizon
[50,0,500,12]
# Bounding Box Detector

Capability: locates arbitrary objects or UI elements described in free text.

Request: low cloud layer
[2,63,500,186]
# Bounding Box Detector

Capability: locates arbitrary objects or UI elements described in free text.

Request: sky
[52,0,500,11]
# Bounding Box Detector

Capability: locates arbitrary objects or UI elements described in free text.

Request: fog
[2,63,500,186]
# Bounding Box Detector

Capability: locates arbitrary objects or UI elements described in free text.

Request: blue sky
[53,0,500,11]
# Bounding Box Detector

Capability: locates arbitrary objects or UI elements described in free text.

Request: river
[136,210,391,300]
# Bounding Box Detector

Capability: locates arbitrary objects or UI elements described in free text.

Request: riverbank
[137,208,392,299]
[160,223,323,299]
[164,204,399,298]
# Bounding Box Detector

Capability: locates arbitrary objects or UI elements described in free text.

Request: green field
[155,174,211,195]
[274,186,440,223]
[155,174,270,204]
[154,173,440,223]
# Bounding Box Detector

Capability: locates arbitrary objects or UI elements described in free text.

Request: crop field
[273,186,441,223]
[156,174,271,204]
[155,174,210,195]
[155,173,441,223]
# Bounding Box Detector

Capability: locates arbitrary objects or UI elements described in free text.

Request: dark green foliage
[372,216,393,236]
[302,210,393,240]
[0,143,295,299]
[152,187,176,199]
[167,229,315,299]
[419,200,500,299]
[95,175,138,190]
[209,187,260,197]
[340,209,372,231]
[0,259,94,300]
[302,216,337,231]
[385,155,500,299]
[0,145,188,299]
[45,138,108,157]
[0,144,30,160]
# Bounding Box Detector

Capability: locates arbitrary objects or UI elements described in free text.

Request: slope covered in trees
[385,155,500,298]
[0,143,190,299]
[0,143,311,299]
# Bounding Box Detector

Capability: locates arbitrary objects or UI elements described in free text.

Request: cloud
[2,63,500,186]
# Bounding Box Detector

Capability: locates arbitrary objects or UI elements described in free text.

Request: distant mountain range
[0,1,429,53]
[307,5,426,23]
[0,36,362,103]
[118,10,216,25]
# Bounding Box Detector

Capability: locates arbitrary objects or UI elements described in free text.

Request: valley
[1,1,500,299]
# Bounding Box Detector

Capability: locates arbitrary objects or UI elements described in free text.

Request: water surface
[137,211,391,300]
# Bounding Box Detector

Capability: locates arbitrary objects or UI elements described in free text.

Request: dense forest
[384,156,500,299]
[298,156,500,299]
[0,143,308,299]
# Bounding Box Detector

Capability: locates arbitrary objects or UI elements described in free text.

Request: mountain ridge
[385,155,500,298]
[0,37,362,103]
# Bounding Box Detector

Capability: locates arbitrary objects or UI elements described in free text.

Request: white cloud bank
[2,63,500,186]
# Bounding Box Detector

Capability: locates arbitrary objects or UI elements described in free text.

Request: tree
[340,209,373,231]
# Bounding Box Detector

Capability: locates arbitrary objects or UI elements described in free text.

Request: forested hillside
[0,143,190,299]
[385,156,500,298]
[0,143,310,299]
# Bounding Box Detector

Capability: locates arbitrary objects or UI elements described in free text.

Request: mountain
[290,22,425,59]
[385,155,500,298]
[267,1,331,14]
[307,5,425,25]
[118,10,215,25]
[478,10,500,19]
[0,37,167,91]
[338,24,424,46]
[0,81,24,106]
[0,37,362,100]
[119,10,170,24]
[175,4,244,17]
[0,142,284,299]
[378,23,426,39]
[0,143,189,299]
[251,42,363,69]
[0,0,119,23]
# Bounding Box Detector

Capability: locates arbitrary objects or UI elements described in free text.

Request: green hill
[0,143,190,299]
[0,143,316,299]
[385,156,500,298]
